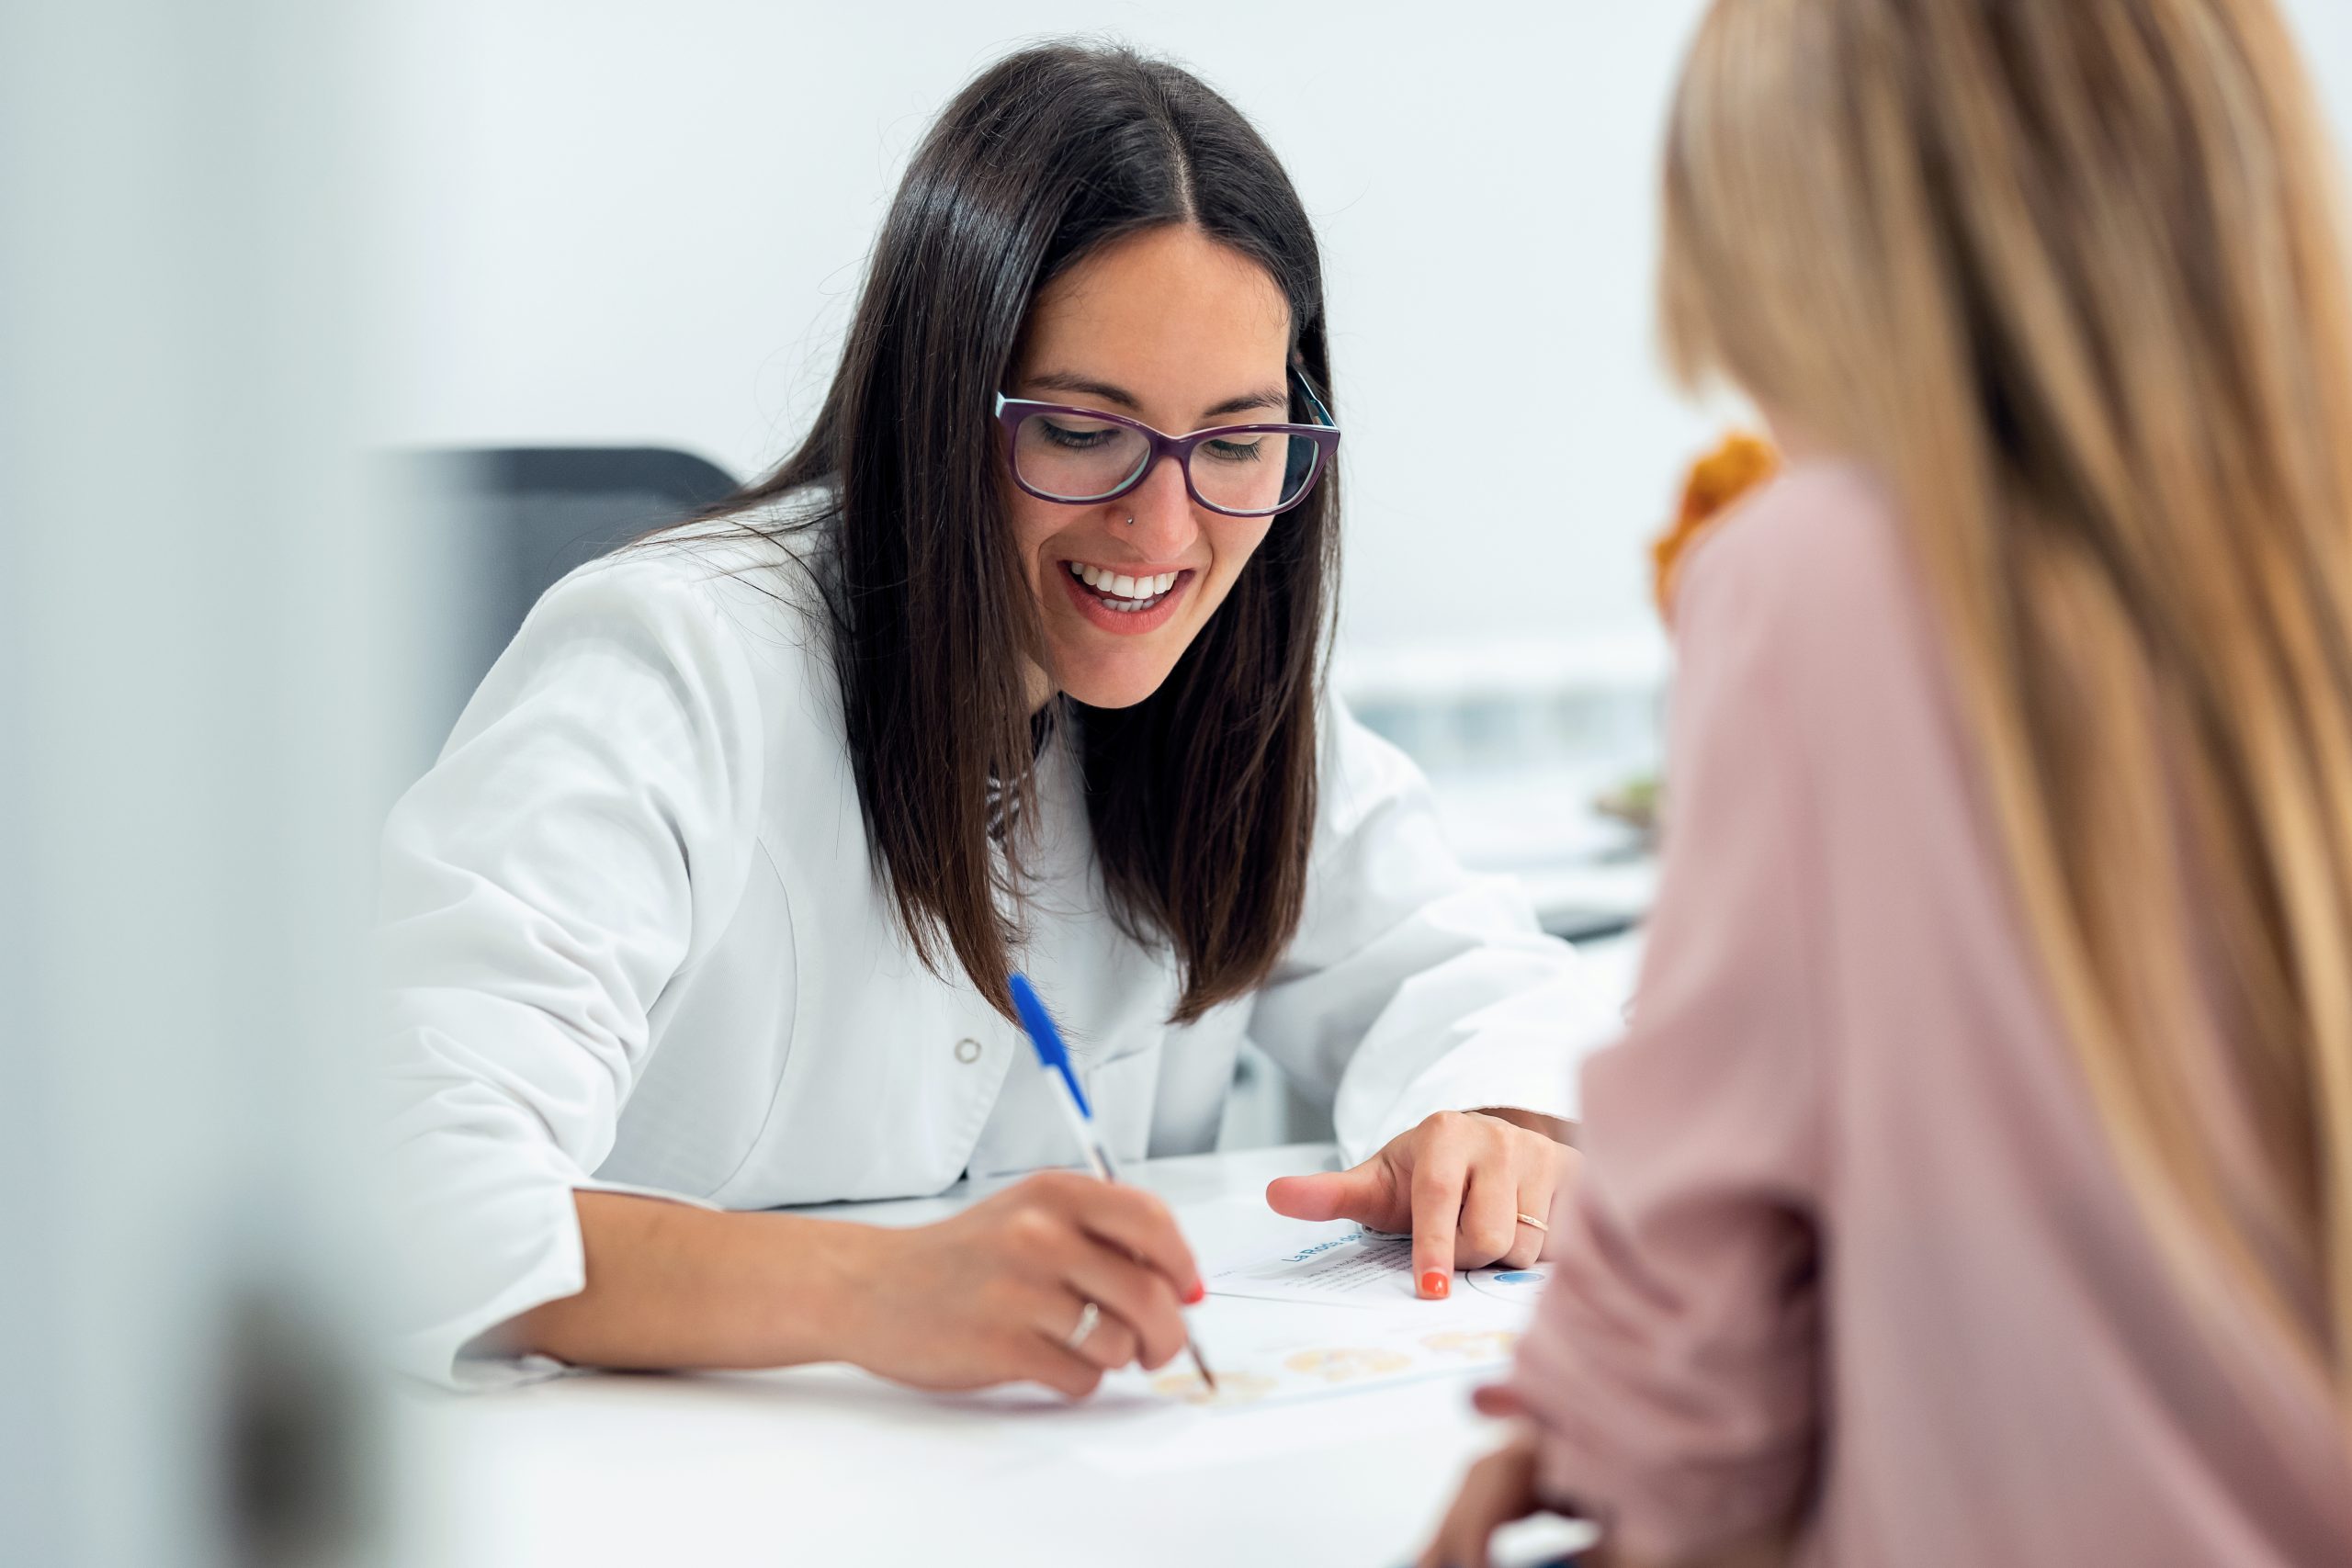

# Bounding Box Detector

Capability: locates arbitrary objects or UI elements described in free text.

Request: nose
[1116,454,1200,562]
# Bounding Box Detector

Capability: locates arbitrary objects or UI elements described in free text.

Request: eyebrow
[1022,370,1291,423]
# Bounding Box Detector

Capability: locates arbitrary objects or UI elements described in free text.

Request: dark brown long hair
[684,43,1339,1022]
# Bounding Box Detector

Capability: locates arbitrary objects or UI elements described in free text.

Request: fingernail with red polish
[1184,1281,1206,1305]
[1421,1269,1451,1299]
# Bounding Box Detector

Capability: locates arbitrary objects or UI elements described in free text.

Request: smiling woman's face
[1006,224,1294,711]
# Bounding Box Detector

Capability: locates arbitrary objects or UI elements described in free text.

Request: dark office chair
[397,445,741,778]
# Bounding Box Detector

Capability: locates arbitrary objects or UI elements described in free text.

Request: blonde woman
[1423,0,2352,1562]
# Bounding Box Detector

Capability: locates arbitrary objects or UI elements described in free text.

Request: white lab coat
[378,507,1617,1387]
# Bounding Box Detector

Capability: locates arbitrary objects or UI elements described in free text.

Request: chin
[1057,656,1177,711]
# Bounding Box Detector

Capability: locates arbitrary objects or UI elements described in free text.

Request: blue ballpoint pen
[1008,972,1217,1392]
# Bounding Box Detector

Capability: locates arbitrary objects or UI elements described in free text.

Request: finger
[1410,1141,1471,1299]
[1470,1382,1525,1419]
[1004,1326,1108,1400]
[1063,1246,1188,1371]
[1416,1494,1476,1568]
[1057,1180,1204,1303]
[1429,1444,1541,1568]
[1534,1147,1582,1263]
[1264,1162,1396,1226]
[1033,1283,1138,1372]
[1456,1164,1522,1269]
[1419,1477,1496,1568]
[1052,1292,1141,1372]
[1495,1143,1572,1271]
[1080,1315,1141,1371]
[1498,1206,1546,1271]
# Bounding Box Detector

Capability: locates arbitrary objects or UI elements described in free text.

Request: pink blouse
[1511,462,2352,1564]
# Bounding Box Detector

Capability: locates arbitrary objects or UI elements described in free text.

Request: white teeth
[1067,563,1183,609]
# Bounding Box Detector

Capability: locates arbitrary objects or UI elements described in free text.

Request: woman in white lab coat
[380,41,1613,1393]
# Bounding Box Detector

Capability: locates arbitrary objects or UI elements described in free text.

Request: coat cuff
[1333,954,1616,1161]
[1346,1020,1587,1160]
[391,1179,719,1391]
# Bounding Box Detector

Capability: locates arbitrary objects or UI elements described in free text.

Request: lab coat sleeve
[375,552,765,1389]
[1246,702,1623,1164]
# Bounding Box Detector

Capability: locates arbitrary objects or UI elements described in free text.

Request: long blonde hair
[1661,0,2352,1414]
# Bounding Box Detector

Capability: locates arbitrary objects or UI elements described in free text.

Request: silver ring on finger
[1514,1212,1549,1234]
[1062,1299,1102,1351]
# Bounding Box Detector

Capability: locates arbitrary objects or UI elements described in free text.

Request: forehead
[1018,226,1292,399]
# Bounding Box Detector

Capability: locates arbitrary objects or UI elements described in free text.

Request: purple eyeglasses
[993,369,1340,519]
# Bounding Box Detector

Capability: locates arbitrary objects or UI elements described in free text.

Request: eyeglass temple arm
[1290,363,1338,431]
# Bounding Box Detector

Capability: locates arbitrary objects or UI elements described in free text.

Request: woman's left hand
[1418,1396,1548,1568]
[1265,1111,1578,1299]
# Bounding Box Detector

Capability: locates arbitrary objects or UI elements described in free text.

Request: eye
[1035,416,1120,450]
[1202,435,1266,464]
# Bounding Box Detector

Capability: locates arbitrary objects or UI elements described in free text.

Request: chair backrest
[399,445,741,775]
[467,445,740,631]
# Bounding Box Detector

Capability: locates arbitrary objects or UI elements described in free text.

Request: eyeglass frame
[991,367,1341,519]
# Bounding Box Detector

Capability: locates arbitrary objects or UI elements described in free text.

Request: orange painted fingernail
[1421,1270,1450,1299]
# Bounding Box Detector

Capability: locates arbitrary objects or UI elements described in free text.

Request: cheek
[1200,520,1276,604]
[1006,493,1061,582]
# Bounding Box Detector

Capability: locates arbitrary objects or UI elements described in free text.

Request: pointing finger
[1409,1144,1470,1300]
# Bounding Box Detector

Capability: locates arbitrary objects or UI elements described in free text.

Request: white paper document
[1044,1230,1563,1480]
[1207,1225,1420,1303]
[1136,1315,1531,1410]
[1206,1224,1555,1308]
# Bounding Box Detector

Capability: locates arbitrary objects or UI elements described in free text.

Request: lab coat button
[954,1037,982,1065]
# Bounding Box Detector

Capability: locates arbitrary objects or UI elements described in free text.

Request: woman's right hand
[835,1168,1205,1397]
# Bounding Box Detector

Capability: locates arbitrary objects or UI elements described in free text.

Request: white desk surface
[390,1143,1595,1568]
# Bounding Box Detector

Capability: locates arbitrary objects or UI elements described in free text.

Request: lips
[1057,559,1193,635]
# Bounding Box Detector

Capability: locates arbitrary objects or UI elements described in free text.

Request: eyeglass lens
[1012,412,1318,513]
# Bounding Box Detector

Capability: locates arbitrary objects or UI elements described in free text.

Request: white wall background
[365,0,2352,668]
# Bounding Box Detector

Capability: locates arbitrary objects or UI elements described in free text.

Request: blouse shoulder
[1678,460,1905,615]
[1671,459,1930,708]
